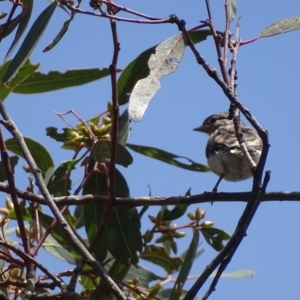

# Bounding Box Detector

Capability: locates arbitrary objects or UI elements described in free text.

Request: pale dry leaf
[129,34,186,122]
[260,15,300,37]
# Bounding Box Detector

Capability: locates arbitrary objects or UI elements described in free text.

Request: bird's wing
[206,125,261,158]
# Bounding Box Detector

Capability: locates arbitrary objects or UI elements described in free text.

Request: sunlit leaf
[117,30,211,106]
[0,59,39,101]
[129,34,186,122]
[127,143,210,172]
[260,15,300,37]
[6,136,54,178]
[228,0,236,21]
[210,269,256,278]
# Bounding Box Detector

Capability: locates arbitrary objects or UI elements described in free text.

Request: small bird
[194,112,262,192]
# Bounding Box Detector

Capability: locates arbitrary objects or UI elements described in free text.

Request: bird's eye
[211,117,217,123]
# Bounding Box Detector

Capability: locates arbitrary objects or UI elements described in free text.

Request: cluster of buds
[62,102,113,151]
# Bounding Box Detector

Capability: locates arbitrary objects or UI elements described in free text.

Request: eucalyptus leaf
[127,143,210,172]
[170,230,199,300]
[6,136,54,178]
[117,30,211,106]
[0,156,18,182]
[129,34,186,122]
[5,0,33,61]
[3,1,58,83]
[260,15,300,37]
[13,67,116,94]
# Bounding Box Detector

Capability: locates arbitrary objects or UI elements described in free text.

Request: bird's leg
[210,174,224,205]
[212,174,224,194]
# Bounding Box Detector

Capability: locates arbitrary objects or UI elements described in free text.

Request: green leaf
[117,30,211,105]
[79,266,99,291]
[170,230,199,300]
[83,168,143,265]
[5,136,54,178]
[115,143,133,167]
[13,67,116,94]
[0,13,22,40]
[42,226,77,264]
[161,204,188,221]
[127,143,210,172]
[2,1,57,83]
[118,109,130,146]
[46,127,77,142]
[260,15,300,37]
[108,260,130,280]
[140,245,183,274]
[73,205,85,229]
[5,0,33,61]
[47,160,78,196]
[92,140,133,167]
[104,207,142,265]
[228,0,236,22]
[0,59,39,101]
[0,156,18,182]
[124,264,165,288]
[43,9,75,52]
[201,227,231,251]
[8,205,39,221]
[157,289,202,300]
[0,245,8,270]
[39,212,83,263]
[0,274,9,300]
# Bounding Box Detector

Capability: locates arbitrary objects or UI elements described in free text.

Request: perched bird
[194,112,262,191]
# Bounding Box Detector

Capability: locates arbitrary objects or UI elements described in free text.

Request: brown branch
[165,15,271,300]
[0,129,29,255]
[0,181,298,206]
[0,104,126,300]
[100,0,164,20]
[0,240,64,289]
[64,4,173,24]
[202,171,270,300]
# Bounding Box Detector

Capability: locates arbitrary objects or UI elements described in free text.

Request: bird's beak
[193,125,210,133]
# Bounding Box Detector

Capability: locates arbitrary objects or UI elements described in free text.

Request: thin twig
[0,1,21,44]
[64,4,172,24]
[0,126,31,273]
[184,171,270,300]
[205,0,212,20]
[0,103,126,300]
[0,240,65,290]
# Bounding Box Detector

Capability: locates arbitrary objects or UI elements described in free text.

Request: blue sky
[1,1,300,299]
